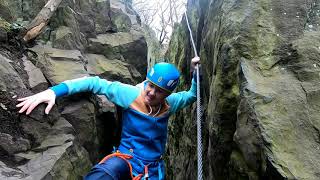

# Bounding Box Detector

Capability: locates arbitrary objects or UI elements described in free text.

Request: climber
[16,56,200,180]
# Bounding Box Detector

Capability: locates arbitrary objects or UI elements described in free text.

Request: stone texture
[0,27,7,42]
[0,133,31,155]
[0,161,31,180]
[61,99,99,161]
[94,0,117,33]
[109,0,139,31]
[52,25,86,50]
[17,141,91,180]
[87,31,147,78]
[0,0,16,21]
[0,0,150,178]
[0,87,91,179]
[86,53,139,84]
[0,54,26,90]
[22,55,48,90]
[29,45,88,85]
[96,95,116,114]
[166,0,320,179]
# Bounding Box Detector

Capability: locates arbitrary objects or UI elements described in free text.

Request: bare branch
[133,0,186,45]
[23,0,63,42]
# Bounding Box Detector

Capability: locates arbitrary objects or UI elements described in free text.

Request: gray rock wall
[166,0,320,179]
[0,0,148,179]
[2,0,320,179]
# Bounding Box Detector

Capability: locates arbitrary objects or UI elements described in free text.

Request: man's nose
[149,88,156,96]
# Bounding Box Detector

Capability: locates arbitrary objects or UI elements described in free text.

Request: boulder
[86,53,140,84]
[0,133,30,155]
[16,141,91,180]
[52,25,86,50]
[0,88,91,179]
[22,55,48,91]
[0,54,26,90]
[95,0,118,33]
[87,31,147,77]
[29,45,88,84]
[0,0,15,21]
[61,99,99,162]
[109,0,140,31]
[0,161,31,180]
[95,95,116,114]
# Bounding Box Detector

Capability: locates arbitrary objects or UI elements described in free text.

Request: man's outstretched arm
[17,76,140,115]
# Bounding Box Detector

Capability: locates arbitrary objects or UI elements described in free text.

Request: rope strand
[184,11,198,58]
[184,11,203,180]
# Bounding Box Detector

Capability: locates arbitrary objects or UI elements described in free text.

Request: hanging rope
[184,11,203,180]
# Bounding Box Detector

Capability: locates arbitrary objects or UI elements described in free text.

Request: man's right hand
[16,89,56,115]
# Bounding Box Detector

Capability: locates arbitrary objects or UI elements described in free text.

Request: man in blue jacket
[17,57,200,180]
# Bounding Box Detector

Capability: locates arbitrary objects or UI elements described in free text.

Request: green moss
[236,0,279,70]
[0,17,11,31]
[230,150,248,171]
[229,150,259,180]
[0,0,14,21]
[113,16,131,31]
[231,84,240,97]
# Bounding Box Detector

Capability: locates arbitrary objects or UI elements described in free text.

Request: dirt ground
[0,90,26,139]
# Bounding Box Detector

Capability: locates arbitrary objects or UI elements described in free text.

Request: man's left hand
[191,56,200,73]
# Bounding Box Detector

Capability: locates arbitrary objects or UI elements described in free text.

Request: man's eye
[156,89,165,94]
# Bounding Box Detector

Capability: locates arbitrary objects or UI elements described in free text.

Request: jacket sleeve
[50,76,140,109]
[166,79,197,114]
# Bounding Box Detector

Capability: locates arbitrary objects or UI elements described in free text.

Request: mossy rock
[0,17,11,31]
[0,0,14,21]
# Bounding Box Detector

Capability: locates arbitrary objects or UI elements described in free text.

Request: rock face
[166,0,320,179]
[0,85,92,180]
[3,0,320,179]
[0,0,147,179]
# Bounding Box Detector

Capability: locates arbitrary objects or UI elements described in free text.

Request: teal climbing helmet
[146,62,180,93]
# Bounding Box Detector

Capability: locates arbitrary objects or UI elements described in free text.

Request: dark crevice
[304,0,320,29]
[262,159,286,180]
[313,126,320,144]
[94,107,121,162]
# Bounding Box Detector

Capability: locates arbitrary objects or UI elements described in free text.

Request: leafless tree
[133,0,186,45]
[133,0,158,27]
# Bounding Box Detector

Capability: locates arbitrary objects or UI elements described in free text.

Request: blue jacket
[51,76,197,179]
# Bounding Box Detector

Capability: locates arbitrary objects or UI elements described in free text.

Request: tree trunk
[23,0,63,42]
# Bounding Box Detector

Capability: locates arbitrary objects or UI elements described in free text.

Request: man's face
[143,82,170,106]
